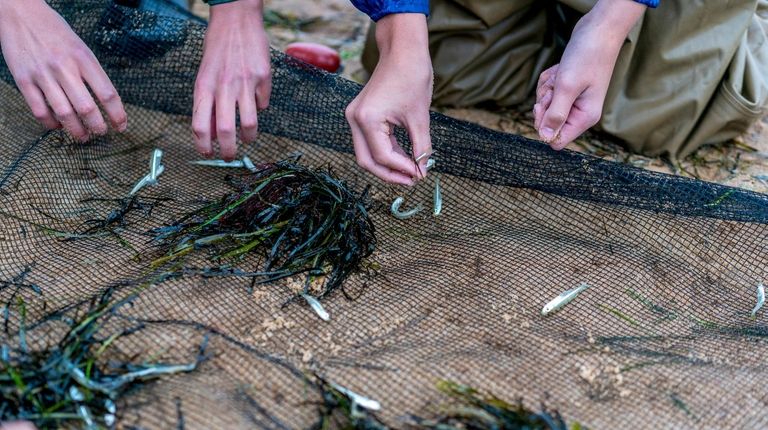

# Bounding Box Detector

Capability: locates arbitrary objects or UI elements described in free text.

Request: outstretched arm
[534,0,649,150]
[0,0,127,141]
[347,1,432,185]
[193,0,271,161]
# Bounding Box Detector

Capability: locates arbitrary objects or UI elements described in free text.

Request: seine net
[0,1,766,429]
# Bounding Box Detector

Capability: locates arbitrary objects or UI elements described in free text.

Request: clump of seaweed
[311,375,388,430]
[73,196,167,237]
[150,159,376,300]
[0,289,206,429]
[409,380,582,430]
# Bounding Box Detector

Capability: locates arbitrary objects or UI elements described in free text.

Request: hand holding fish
[345,13,433,186]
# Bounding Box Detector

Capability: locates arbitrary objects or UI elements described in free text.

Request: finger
[192,91,214,157]
[355,113,420,176]
[533,103,543,132]
[37,76,88,141]
[255,73,271,111]
[238,87,258,143]
[348,118,414,186]
[215,89,237,161]
[536,66,557,101]
[81,57,127,132]
[533,88,553,130]
[551,107,599,151]
[539,76,582,143]
[55,67,107,136]
[18,80,60,129]
[405,115,432,179]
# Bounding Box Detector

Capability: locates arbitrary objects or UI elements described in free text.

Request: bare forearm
[346,13,434,185]
[584,0,646,51]
[374,13,430,73]
[208,0,263,21]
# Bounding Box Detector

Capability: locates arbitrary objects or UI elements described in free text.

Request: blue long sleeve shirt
[352,0,659,21]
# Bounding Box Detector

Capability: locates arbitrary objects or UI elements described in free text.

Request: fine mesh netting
[1,1,767,429]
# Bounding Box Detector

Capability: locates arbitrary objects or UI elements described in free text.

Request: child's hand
[345,13,433,186]
[193,0,271,161]
[534,0,646,150]
[0,0,127,141]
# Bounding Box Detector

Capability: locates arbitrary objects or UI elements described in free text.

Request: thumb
[538,77,582,146]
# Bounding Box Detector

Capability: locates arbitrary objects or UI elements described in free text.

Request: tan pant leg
[598,0,768,157]
[361,0,768,157]
[362,0,558,107]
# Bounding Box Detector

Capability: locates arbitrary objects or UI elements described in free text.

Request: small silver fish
[69,386,85,402]
[148,148,163,183]
[190,159,246,168]
[104,399,116,414]
[77,405,97,430]
[751,283,765,318]
[426,158,435,171]
[242,155,257,172]
[390,197,422,220]
[433,174,442,216]
[542,282,590,315]
[329,382,381,411]
[66,360,197,393]
[301,293,330,322]
[129,164,165,196]
[414,152,430,163]
[193,233,229,247]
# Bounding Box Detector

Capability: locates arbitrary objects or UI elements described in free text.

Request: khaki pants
[362,0,768,158]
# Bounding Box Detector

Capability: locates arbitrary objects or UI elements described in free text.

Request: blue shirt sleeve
[350,0,430,22]
[352,0,654,22]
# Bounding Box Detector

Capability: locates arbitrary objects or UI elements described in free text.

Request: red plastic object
[285,42,341,73]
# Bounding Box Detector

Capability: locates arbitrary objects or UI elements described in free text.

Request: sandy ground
[190,0,768,194]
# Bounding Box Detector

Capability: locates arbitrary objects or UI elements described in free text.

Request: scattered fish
[69,386,86,402]
[77,404,97,430]
[414,152,430,163]
[242,155,257,172]
[190,159,246,168]
[148,148,164,184]
[129,164,165,196]
[104,399,116,414]
[190,155,258,171]
[329,381,381,411]
[433,174,442,216]
[751,283,765,318]
[301,293,330,322]
[66,359,198,394]
[390,196,423,220]
[542,282,590,315]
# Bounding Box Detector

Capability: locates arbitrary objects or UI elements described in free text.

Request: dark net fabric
[1,1,767,429]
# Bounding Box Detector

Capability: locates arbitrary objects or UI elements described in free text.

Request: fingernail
[541,127,554,141]
[118,122,127,132]
[203,151,214,159]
